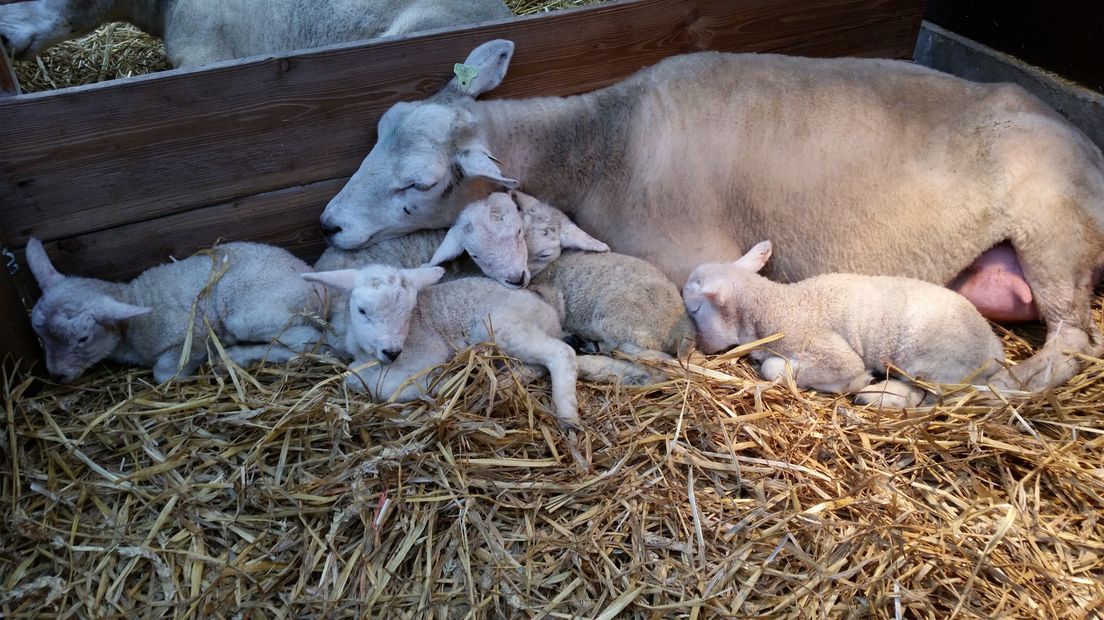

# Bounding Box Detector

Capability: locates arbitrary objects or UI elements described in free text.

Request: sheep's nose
[382,348,402,362]
[320,220,343,240]
[506,273,526,287]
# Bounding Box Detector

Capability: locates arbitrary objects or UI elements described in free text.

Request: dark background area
[925,0,1103,93]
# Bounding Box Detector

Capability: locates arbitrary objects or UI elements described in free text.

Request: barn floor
[2,297,1103,618]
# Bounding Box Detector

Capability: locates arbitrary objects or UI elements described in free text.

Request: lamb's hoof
[853,380,924,409]
[563,334,601,355]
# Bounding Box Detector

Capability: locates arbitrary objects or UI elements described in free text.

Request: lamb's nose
[506,274,526,287]
[382,348,402,362]
[320,221,342,240]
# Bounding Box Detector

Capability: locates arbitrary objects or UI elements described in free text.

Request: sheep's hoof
[853,380,924,408]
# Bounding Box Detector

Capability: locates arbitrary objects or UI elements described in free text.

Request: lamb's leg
[760,351,873,395]
[576,354,662,386]
[854,380,926,408]
[153,348,207,383]
[344,354,438,402]
[498,329,581,429]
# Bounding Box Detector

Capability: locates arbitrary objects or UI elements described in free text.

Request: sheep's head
[25,238,151,382]
[303,264,444,364]
[0,0,114,60]
[682,240,772,354]
[511,191,609,276]
[319,39,519,250]
[427,192,529,287]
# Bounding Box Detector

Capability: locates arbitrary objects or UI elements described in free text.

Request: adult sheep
[318,39,1104,390]
[0,0,512,68]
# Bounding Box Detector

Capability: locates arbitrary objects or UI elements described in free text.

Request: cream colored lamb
[514,191,696,360]
[26,239,324,383]
[303,265,586,428]
[682,241,1006,407]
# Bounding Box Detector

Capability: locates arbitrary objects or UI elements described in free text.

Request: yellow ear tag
[454,63,479,91]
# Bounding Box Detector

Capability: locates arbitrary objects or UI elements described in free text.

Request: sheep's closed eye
[689,303,703,315]
[358,307,368,316]
[403,206,413,215]
[77,335,89,344]
[399,181,438,193]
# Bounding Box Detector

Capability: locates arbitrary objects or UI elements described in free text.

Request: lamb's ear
[446,39,514,98]
[404,266,446,290]
[427,226,466,266]
[91,296,151,325]
[699,282,727,306]
[25,238,65,290]
[455,148,519,189]
[559,218,610,253]
[302,270,359,291]
[734,240,772,273]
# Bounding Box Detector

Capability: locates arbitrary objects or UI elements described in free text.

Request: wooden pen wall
[0,0,925,361]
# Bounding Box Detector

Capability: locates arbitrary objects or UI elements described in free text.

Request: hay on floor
[10,0,607,93]
[2,300,1104,618]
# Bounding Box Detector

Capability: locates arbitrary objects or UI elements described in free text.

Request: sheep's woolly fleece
[2,294,1103,618]
[10,0,606,92]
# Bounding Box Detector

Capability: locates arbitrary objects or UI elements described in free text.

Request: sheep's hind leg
[576,354,662,386]
[760,350,873,396]
[498,328,581,429]
[854,380,926,409]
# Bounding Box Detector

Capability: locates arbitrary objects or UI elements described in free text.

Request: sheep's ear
[445,39,514,98]
[92,296,151,325]
[427,226,466,266]
[404,266,446,290]
[699,282,727,306]
[455,148,519,189]
[559,218,610,253]
[734,240,772,273]
[302,270,359,291]
[26,238,66,290]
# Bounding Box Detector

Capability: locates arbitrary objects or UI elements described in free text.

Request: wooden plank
[0,47,18,96]
[0,233,40,367]
[0,0,924,248]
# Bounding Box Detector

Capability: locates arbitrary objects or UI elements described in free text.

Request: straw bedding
[10,0,606,93]
[3,295,1104,619]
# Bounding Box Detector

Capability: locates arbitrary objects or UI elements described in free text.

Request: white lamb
[513,191,696,360]
[682,240,1007,407]
[26,239,325,383]
[313,192,529,343]
[303,265,585,428]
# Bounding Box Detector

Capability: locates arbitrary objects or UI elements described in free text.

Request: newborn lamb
[314,192,529,344]
[682,241,1006,407]
[26,239,325,383]
[304,265,585,428]
[513,191,696,360]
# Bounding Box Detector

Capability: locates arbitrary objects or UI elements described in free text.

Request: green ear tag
[454,63,479,91]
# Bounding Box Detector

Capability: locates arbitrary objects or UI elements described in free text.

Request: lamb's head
[511,190,610,275]
[682,241,772,354]
[303,264,444,364]
[427,192,529,287]
[0,0,114,61]
[319,39,520,250]
[25,238,151,382]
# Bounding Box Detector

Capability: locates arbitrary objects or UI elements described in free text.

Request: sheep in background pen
[25,239,325,383]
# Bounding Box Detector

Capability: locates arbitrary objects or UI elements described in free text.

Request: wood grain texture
[0,0,925,360]
[0,0,924,246]
[0,48,18,96]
